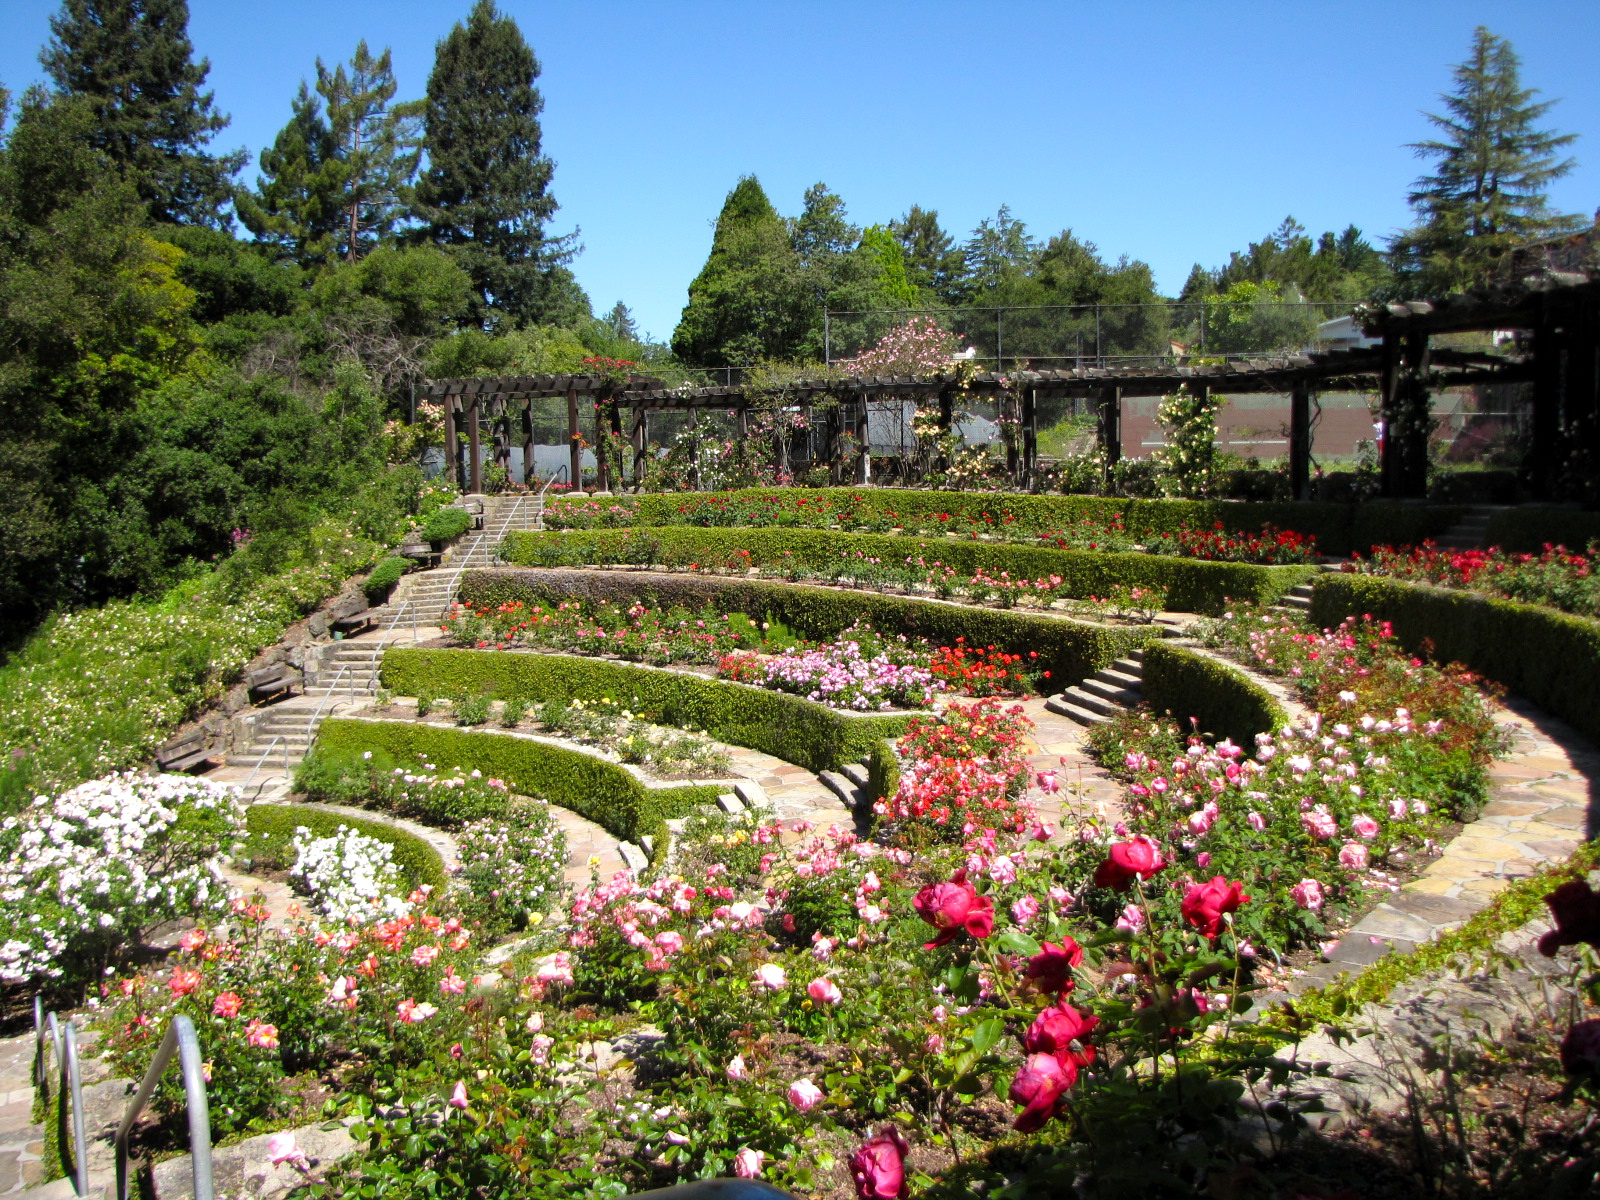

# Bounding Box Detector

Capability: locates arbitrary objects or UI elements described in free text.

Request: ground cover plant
[1349,540,1600,620]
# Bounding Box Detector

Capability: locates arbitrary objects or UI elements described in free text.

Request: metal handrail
[34,997,89,1196]
[299,663,350,756]
[238,735,282,803]
[114,1014,213,1200]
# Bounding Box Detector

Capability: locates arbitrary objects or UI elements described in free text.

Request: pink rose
[849,1126,909,1200]
[1290,879,1325,911]
[733,1148,764,1178]
[726,1054,749,1081]
[448,1081,469,1109]
[807,977,843,1006]
[1246,811,1267,832]
[753,963,788,990]
[1338,842,1369,870]
[1351,814,1380,840]
[787,1077,824,1111]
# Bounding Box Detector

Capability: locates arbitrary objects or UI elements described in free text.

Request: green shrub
[594,487,1471,557]
[419,507,473,543]
[1483,507,1600,555]
[241,803,447,892]
[1141,641,1288,747]
[363,556,410,604]
[378,647,914,774]
[314,716,721,848]
[498,527,1311,615]
[460,568,1159,689]
[1310,573,1600,746]
[865,737,901,808]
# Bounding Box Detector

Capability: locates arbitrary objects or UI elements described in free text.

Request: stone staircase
[1432,505,1495,551]
[1279,581,1315,614]
[1044,649,1145,727]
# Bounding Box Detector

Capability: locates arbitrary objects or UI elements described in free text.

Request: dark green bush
[419,507,472,543]
[1141,641,1288,747]
[866,737,901,808]
[315,716,721,848]
[1310,574,1600,746]
[499,527,1312,615]
[1483,507,1600,554]
[458,568,1161,688]
[378,647,915,774]
[363,556,409,604]
[242,802,447,892]
[597,488,1471,557]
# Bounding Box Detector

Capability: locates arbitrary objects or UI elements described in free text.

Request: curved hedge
[378,646,916,774]
[1482,507,1600,554]
[420,507,473,542]
[243,802,448,892]
[1310,573,1600,745]
[1141,642,1288,748]
[315,716,721,849]
[554,488,1465,557]
[458,568,1161,689]
[500,528,1313,615]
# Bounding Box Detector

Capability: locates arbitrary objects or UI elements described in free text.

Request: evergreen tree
[961,206,1037,300]
[860,226,918,310]
[1391,26,1581,294]
[672,175,807,367]
[410,0,575,326]
[889,205,965,305]
[235,82,342,266]
[601,301,639,343]
[317,43,422,262]
[40,0,243,226]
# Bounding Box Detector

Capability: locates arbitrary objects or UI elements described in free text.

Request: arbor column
[468,395,482,494]
[1381,330,1432,499]
[521,399,535,485]
[1289,383,1313,501]
[1021,386,1038,489]
[443,395,459,488]
[1530,301,1564,501]
[1099,387,1122,466]
[855,395,871,485]
[594,396,609,492]
[566,385,581,488]
[631,407,648,488]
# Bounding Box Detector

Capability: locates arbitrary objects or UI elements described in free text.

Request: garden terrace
[421,344,1528,499]
[495,527,1317,614]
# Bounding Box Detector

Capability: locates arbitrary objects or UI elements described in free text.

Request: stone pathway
[1011,695,1129,835]
[0,1036,42,1196]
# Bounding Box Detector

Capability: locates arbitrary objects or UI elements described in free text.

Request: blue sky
[3,1,1597,341]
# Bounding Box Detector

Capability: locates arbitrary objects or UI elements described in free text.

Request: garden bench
[400,542,441,569]
[154,728,217,773]
[246,666,299,704]
[327,593,377,637]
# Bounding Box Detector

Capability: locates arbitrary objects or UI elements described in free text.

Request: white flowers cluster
[289,825,412,924]
[0,772,243,984]
[455,807,569,930]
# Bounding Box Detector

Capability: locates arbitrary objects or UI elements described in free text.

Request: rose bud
[849,1125,910,1200]
[912,870,995,949]
[1091,836,1168,892]
[1009,1052,1076,1133]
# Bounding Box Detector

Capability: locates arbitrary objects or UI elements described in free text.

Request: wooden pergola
[419,346,1530,500]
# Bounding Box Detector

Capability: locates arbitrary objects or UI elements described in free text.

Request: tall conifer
[41,0,242,226]
[411,0,575,326]
[1391,27,1581,294]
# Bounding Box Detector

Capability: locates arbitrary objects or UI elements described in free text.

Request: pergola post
[1021,386,1038,489]
[494,398,511,482]
[1531,300,1563,501]
[443,394,459,488]
[630,407,647,489]
[521,399,535,486]
[855,394,871,485]
[1390,331,1433,499]
[594,396,609,492]
[1289,383,1312,501]
[1099,386,1122,466]
[468,394,482,494]
[1571,294,1600,500]
[608,398,624,490]
[566,384,581,489]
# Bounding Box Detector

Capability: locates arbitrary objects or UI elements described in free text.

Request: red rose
[1023,939,1084,995]
[1538,881,1600,957]
[1009,1052,1076,1132]
[1180,875,1251,941]
[1560,1018,1600,1080]
[1022,1003,1099,1067]
[1091,836,1168,892]
[913,871,995,949]
[848,1125,909,1200]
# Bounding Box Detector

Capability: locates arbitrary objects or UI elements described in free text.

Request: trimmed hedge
[420,507,473,542]
[1310,573,1600,746]
[866,738,901,809]
[500,527,1314,615]
[557,488,1466,557]
[316,716,721,849]
[1483,507,1600,554]
[1141,642,1288,748]
[243,802,448,892]
[459,568,1162,690]
[378,646,916,774]
[363,556,410,604]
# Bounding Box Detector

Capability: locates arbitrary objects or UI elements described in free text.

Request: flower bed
[499,526,1315,614]
[1349,540,1600,620]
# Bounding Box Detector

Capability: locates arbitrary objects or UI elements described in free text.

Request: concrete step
[1279,594,1313,611]
[817,770,863,809]
[1108,657,1145,676]
[839,762,870,788]
[1092,667,1142,690]
[1287,583,1315,598]
[1121,647,1145,662]
[1060,685,1122,717]
[1045,694,1109,726]
[1078,678,1140,705]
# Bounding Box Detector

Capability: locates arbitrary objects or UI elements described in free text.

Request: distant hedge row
[378,645,916,774]
[315,716,721,849]
[1482,507,1600,554]
[1310,574,1600,746]
[499,527,1313,615]
[458,568,1162,689]
[1141,642,1289,748]
[555,488,1467,557]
